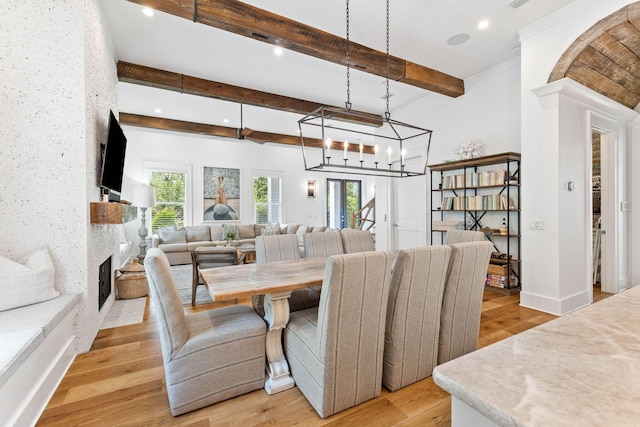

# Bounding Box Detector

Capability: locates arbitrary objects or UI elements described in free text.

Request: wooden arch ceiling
[120,0,464,148]
[549,2,640,110]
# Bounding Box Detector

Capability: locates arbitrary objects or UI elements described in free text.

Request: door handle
[392,223,398,227]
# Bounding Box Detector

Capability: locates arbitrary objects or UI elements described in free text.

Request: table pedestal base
[263,292,295,395]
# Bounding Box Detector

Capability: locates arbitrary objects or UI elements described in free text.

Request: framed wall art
[203,166,240,221]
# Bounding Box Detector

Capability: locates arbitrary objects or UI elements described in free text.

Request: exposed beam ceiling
[117,62,384,127]
[125,0,465,98]
[119,112,376,153]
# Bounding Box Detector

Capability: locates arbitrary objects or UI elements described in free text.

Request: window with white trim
[146,164,190,232]
[253,174,282,224]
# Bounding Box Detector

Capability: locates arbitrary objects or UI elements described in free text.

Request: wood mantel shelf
[90,202,137,224]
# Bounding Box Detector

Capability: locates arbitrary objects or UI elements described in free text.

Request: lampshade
[131,184,156,208]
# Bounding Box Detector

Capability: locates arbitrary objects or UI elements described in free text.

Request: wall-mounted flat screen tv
[100,110,127,201]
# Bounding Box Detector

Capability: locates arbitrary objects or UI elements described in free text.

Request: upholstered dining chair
[144,248,266,416]
[255,234,300,264]
[254,234,320,316]
[283,251,397,418]
[190,246,238,306]
[302,231,344,258]
[340,229,376,253]
[382,245,451,392]
[438,241,493,365]
[444,229,485,245]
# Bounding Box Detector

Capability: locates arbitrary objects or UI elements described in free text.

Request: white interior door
[390,155,427,249]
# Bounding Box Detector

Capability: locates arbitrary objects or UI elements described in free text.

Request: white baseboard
[520,289,590,315]
[0,306,78,427]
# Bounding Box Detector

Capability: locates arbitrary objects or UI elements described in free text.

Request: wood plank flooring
[37,289,609,426]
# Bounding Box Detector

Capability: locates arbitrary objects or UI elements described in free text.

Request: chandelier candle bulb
[325,138,331,157]
[359,142,363,160]
[374,144,379,162]
[343,140,348,160]
[387,146,392,165]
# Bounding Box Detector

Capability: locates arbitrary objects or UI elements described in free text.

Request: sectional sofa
[151,223,329,265]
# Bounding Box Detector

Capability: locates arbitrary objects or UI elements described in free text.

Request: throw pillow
[222,224,240,240]
[312,226,327,233]
[158,226,186,244]
[0,247,59,312]
[287,224,300,235]
[260,228,279,236]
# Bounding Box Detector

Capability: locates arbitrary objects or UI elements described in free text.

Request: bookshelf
[430,152,521,295]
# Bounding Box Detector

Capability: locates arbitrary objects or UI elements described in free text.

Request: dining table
[199,256,327,395]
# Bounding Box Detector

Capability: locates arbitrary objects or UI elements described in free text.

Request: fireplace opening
[98,256,112,311]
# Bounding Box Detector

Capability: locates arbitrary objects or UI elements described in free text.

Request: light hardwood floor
[37,288,609,426]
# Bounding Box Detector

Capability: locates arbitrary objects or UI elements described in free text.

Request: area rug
[172,264,213,306]
[101,297,147,329]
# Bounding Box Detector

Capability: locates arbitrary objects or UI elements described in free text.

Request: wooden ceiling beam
[117,62,383,127]
[118,112,376,154]
[125,0,464,97]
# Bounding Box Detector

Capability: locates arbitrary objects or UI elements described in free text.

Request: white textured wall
[0,0,119,352]
[519,0,637,314]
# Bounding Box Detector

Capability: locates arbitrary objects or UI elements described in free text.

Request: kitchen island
[433,285,640,427]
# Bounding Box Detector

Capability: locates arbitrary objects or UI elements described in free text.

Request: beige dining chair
[382,245,452,392]
[444,229,485,245]
[190,246,238,306]
[144,248,266,416]
[283,251,397,418]
[340,229,375,253]
[302,232,344,258]
[438,241,493,365]
[254,234,320,316]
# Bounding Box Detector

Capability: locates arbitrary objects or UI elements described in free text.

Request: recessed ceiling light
[478,20,489,30]
[142,7,154,17]
[273,46,284,56]
[154,108,161,113]
[447,33,470,46]
[223,118,229,123]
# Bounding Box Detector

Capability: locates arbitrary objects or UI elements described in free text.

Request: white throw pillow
[0,247,59,311]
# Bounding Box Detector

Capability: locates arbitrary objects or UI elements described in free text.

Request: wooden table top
[200,257,327,301]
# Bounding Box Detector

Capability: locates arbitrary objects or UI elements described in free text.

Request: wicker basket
[116,259,149,299]
[487,263,509,276]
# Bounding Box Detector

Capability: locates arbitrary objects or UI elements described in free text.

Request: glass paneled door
[327,179,361,229]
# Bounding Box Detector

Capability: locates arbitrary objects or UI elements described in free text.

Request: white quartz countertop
[433,285,640,427]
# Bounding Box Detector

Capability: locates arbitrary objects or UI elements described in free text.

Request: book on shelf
[441,170,510,189]
[439,194,517,210]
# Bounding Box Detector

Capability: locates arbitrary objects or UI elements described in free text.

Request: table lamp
[132,184,156,263]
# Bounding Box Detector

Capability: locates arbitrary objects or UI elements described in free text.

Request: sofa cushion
[312,226,327,233]
[0,247,59,312]
[159,227,187,244]
[209,225,224,241]
[261,228,279,236]
[286,224,300,234]
[158,243,189,253]
[238,224,256,239]
[254,224,266,236]
[185,226,210,242]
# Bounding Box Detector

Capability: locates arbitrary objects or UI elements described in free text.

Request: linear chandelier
[298,0,433,178]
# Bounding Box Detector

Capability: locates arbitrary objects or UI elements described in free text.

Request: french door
[326,179,361,229]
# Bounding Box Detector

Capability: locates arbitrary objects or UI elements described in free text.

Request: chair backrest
[438,241,493,365]
[303,232,344,258]
[255,234,301,264]
[315,250,396,415]
[144,248,188,361]
[383,245,451,391]
[444,230,485,245]
[193,247,238,269]
[340,229,376,253]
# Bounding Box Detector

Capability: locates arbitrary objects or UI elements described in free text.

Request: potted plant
[225,229,238,246]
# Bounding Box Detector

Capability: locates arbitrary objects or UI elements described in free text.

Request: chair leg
[192,264,198,306]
